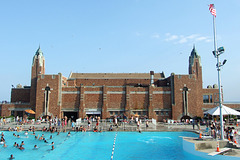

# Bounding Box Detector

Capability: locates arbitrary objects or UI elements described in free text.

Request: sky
[0,0,239,102]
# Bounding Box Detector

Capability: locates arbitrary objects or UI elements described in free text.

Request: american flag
[209,4,216,17]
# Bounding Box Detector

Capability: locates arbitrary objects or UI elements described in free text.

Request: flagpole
[212,8,224,140]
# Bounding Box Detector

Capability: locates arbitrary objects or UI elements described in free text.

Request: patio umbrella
[25,109,36,114]
[205,105,240,116]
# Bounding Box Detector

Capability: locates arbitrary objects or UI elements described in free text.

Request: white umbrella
[205,105,240,116]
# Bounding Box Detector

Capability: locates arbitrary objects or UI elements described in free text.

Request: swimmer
[21,141,25,145]
[9,154,15,159]
[16,144,19,148]
[44,139,48,143]
[57,132,60,135]
[50,135,52,139]
[19,145,25,150]
[17,135,20,138]
[13,133,16,137]
[67,131,71,137]
[24,131,28,136]
[1,136,5,142]
[51,145,55,150]
[33,145,39,149]
[3,143,7,147]
[13,142,17,147]
[51,142,54,145]
[39,136,43,140]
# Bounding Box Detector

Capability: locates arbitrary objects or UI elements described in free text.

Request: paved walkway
[0,120,209,132]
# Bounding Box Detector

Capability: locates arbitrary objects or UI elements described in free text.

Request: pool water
[0,131,231,160]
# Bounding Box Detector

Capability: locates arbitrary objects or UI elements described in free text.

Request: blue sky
[0,0,239,102]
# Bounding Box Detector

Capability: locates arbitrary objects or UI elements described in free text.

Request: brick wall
[0,103,31,117]
[11,88,30,103]
[35,74,61,118]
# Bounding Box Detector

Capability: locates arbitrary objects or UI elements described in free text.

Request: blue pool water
[0,131,235,160]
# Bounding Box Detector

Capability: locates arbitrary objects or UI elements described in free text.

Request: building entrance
[64,112,78,122]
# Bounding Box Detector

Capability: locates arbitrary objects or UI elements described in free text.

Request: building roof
[191,45,198,57]
[69,72,165,79]
[35,46,43,56]
[189,45,201,67]
[32,46,45,66]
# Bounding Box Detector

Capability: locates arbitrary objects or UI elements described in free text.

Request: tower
[30,47,45,109]
[189,45,202,82]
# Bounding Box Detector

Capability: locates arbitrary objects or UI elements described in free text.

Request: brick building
[1,46,240,121]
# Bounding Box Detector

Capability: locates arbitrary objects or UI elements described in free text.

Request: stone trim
[8,108,31,111]
[130,91,148,94]
[131,109,148,111]
[61,108,78,112]
[107,91,126,94]
[153,108,172,111]
[84,108,102,112]
[62,91,80,94]
[84,91,103,94]
[107,108,125,111]
[153,91,171,94]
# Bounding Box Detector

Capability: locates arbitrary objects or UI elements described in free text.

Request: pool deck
[183,136,240,158]
[0,120,239,132]
[1,121,240,158]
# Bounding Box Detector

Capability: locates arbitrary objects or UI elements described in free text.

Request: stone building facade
[1,46,240,121]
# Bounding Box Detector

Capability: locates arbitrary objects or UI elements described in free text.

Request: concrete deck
[183,136,240,158]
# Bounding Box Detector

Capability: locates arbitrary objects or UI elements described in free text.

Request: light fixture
[223,59,227,65]
[218,46,225,52]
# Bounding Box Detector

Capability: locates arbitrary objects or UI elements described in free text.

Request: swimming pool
[0,131,235,160]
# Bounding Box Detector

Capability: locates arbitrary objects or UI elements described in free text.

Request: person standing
[3,116,6,125]
[192,120,195,130]
[88,120,91,129]
[137,120,140,129]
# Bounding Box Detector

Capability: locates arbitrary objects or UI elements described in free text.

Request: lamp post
[210,4,227,140]
[213,47,227,140]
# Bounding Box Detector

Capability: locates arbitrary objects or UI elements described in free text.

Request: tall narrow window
[203,95,209,103]
[182,87,189,116]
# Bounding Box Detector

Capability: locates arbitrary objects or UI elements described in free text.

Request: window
[161,111,164,116]
[109,111,113,115]
[203,94,213,103]
[165,112,169,116]
[210,95,213,103]
[203,95,210,103]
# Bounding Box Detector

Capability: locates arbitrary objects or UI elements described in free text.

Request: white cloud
[186,34,199,39]
[178,38,187,44]
[196,36,208,41]
[151,33,160,39]
[165,33,212,44]
[165,34,178,41]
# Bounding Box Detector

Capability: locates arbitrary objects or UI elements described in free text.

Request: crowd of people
[207,121,239,142]
[1,126,73,159]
